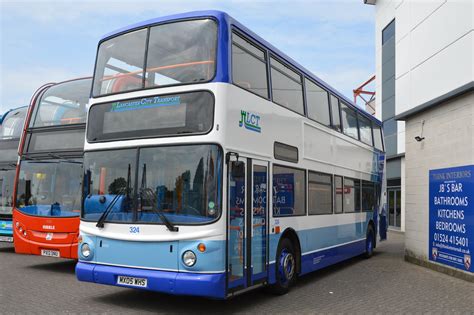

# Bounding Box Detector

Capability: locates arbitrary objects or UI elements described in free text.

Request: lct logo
[239,110,261,133]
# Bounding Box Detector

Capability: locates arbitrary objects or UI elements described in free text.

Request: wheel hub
[279,250,295,283]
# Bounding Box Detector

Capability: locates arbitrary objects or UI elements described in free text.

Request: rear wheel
[365,225,375,258]
[269,238,297,295]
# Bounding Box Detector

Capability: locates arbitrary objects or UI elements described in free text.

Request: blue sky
[0,0,375,113]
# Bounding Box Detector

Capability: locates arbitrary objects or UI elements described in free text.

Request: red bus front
[13,78,91,259]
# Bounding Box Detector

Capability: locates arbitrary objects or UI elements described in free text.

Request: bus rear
[0,107,27,243]
[13,78,91,259]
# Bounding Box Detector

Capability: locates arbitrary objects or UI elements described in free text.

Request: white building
[367,0,473,281]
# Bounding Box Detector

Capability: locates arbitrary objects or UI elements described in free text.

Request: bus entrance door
[227,158,269,292]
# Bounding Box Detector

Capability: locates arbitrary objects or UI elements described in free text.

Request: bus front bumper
[76,262,226,299]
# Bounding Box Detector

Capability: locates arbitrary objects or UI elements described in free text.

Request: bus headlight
[182,250,196,267]
[81,243,91,258]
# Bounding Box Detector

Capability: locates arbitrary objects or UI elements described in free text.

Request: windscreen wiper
[141,188,178,232]
[96,186,127,228]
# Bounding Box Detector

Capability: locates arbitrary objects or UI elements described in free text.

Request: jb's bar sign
[429,165,473,273]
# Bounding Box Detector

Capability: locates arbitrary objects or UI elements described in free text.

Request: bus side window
[270,57,304,115]
[305,78,331,126]
[330,95,342,132]
[231,32,269,99]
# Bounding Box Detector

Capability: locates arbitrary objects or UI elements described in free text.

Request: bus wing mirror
[231,161,245,179]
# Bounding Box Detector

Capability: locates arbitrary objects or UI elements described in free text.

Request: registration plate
[41,249,60,258]
[0,236,13,242]
[117,275,148,288]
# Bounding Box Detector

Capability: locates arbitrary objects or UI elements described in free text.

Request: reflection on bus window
[0,108,27,139]
[82,145,222,225]
[93,19,217,96]
[0,167,16,216]
[31,79,90,127]
[272,165,305,216]
[16,159,83,217]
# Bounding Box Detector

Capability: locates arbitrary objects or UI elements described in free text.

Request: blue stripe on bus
[76,262,227,299]
[0,219,13,236]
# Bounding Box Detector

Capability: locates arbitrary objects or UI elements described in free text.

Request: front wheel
[365,225,375,258]
[269,238,297,295]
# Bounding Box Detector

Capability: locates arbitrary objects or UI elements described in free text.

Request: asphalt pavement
[1,231,472,314]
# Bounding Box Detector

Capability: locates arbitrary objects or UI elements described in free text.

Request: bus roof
[100,10,381,126]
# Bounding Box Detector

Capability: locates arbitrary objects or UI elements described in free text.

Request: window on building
[382,19,395,45]
[308,172,332,215]
[362,180,376,212]
[334,175,343,213]
[373,124,384,151]
[358,114,373,146]
[305,78,330,126]
[273,165,306,216]
[232,33,269,99]
[340,103,359,139]
[330,95,342,132]
[270,57,304,115]
[383,118,397,156]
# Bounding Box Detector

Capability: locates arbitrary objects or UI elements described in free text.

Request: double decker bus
[0,107,28,243]
[13,78,91,259]
[76,11,386,299]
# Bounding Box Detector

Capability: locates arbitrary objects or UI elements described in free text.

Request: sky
[0,0,375,113]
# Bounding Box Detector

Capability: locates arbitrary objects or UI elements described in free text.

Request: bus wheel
[365,225,375,258]
[270,238,297,295]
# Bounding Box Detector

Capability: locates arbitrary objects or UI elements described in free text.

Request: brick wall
[404,91,473,277]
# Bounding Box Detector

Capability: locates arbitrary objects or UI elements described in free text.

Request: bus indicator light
[275,226,281,234]
[197,243,206,252]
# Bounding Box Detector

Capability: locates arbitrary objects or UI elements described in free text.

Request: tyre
[269,238,297,295]
[365,225,375,258]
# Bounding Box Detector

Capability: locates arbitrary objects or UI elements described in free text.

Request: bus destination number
[129,226,140,234]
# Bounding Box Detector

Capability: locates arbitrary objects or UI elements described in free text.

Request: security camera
[414,136,425,142]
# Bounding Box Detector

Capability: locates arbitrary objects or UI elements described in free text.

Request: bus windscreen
[92,19,217,96]
[15,159,83,217]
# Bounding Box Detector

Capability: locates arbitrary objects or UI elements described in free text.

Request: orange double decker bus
[13,78,91,259]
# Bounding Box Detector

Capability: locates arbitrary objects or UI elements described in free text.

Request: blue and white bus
[76,10,386,299]
[0,106,28,243]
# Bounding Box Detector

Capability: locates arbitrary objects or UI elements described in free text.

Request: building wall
[374,0,474,232]
[376,0,474,142]
[404,92,473,275]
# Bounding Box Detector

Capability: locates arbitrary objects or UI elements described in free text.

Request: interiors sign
[429,165,473,272]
